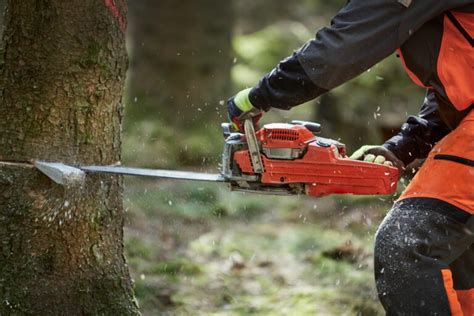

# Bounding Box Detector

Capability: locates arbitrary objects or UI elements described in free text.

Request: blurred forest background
[122,0,425,315]
[0,0,426,315]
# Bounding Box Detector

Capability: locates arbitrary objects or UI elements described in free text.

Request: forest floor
[123,178,395,315]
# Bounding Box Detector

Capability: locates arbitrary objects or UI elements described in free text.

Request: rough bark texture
[0,1,139,314]
[0,0,5,37]
[126,0,233,127]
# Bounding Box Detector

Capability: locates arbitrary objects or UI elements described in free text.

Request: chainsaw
[35,120,399,197]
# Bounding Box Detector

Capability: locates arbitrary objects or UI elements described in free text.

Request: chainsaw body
[221,121,399,197]
[34,119,399,197]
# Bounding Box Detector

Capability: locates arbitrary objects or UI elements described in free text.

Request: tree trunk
[126,0,233,127]
[0,0,5,37]
[0,1,139,314]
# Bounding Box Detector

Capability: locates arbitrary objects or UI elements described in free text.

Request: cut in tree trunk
[0,0,139,314]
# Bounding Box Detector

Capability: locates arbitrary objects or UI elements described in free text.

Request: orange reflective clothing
[442,269,474,316]
[397,9,474,316]
[399,11,474,112]
[399,110,474,215]
[438,12,474,111]
[442,269,464,316]
[456,288,474,316]
[398,10,474,215]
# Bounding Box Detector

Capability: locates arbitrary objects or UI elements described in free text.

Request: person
[227,1,474,314]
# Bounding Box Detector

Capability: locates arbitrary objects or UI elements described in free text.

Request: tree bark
[0,1,139,314]
[0,0,5,37]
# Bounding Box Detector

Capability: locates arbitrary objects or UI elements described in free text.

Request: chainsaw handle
[221,123,232,138]
[291,120,322,134]
[221,123,243,141]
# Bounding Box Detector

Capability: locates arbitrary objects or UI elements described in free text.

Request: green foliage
[123,179,299,222]
[233,22,311,79]
[150,258,202,276]
[123,169,390,314]
[126,237,153,261]
[304,0,347,12]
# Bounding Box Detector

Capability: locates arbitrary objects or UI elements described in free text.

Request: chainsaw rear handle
[221,122,242,141]
[221,123,232,138]
[291,120,322,134]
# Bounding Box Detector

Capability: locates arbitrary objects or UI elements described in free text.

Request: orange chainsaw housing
[233,124,399,197]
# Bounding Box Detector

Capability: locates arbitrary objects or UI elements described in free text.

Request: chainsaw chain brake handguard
[290,120,321,134]
[244,119,264,174]
[222,120,322,140]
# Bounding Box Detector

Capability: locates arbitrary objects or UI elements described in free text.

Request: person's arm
[248,0,472,111]
[383,90,451,166]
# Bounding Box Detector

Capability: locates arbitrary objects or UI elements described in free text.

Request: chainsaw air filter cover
[260,124,315,160]
[259,123,347,160]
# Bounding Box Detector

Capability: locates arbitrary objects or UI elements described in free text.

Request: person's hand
[227,88,263,132]
[350,145,405,172]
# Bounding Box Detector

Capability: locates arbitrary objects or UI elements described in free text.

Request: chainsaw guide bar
[81,165,225,182]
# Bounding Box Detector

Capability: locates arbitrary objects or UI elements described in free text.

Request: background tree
[124,0,233,167]
[0,1,139,314]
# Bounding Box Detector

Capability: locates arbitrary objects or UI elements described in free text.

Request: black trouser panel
[374,198,473,315]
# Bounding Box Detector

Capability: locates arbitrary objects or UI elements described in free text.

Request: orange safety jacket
[398,10,474,119]
[399,111,474,214]
[397,9,474,215]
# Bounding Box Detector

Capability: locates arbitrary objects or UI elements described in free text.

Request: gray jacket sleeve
[249,0,473,111]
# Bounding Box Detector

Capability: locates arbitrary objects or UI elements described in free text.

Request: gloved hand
[350,145,405,172]
[227,88,263,132]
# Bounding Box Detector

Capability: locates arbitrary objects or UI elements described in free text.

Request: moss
[79,41,101,67]
[76,99,93,113]
[92,244,104,264]
[124,181,227,220]
[133,280,178,311]
[0,264,139,315]
[0,47,6,69]
[187,186,218,204]
[88,207,113,232]
[335,194,397,210]
[211,205,229,218]
[125,237,153,261]
[133,281,157,304]
[234,200,266,219]
[0,260,39,314]
[123,174,390,315]
[351,299,383,316]
[75,275,139,315]
[4,198,31,219]
[0,170,14,185]
[149,258,202,276]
